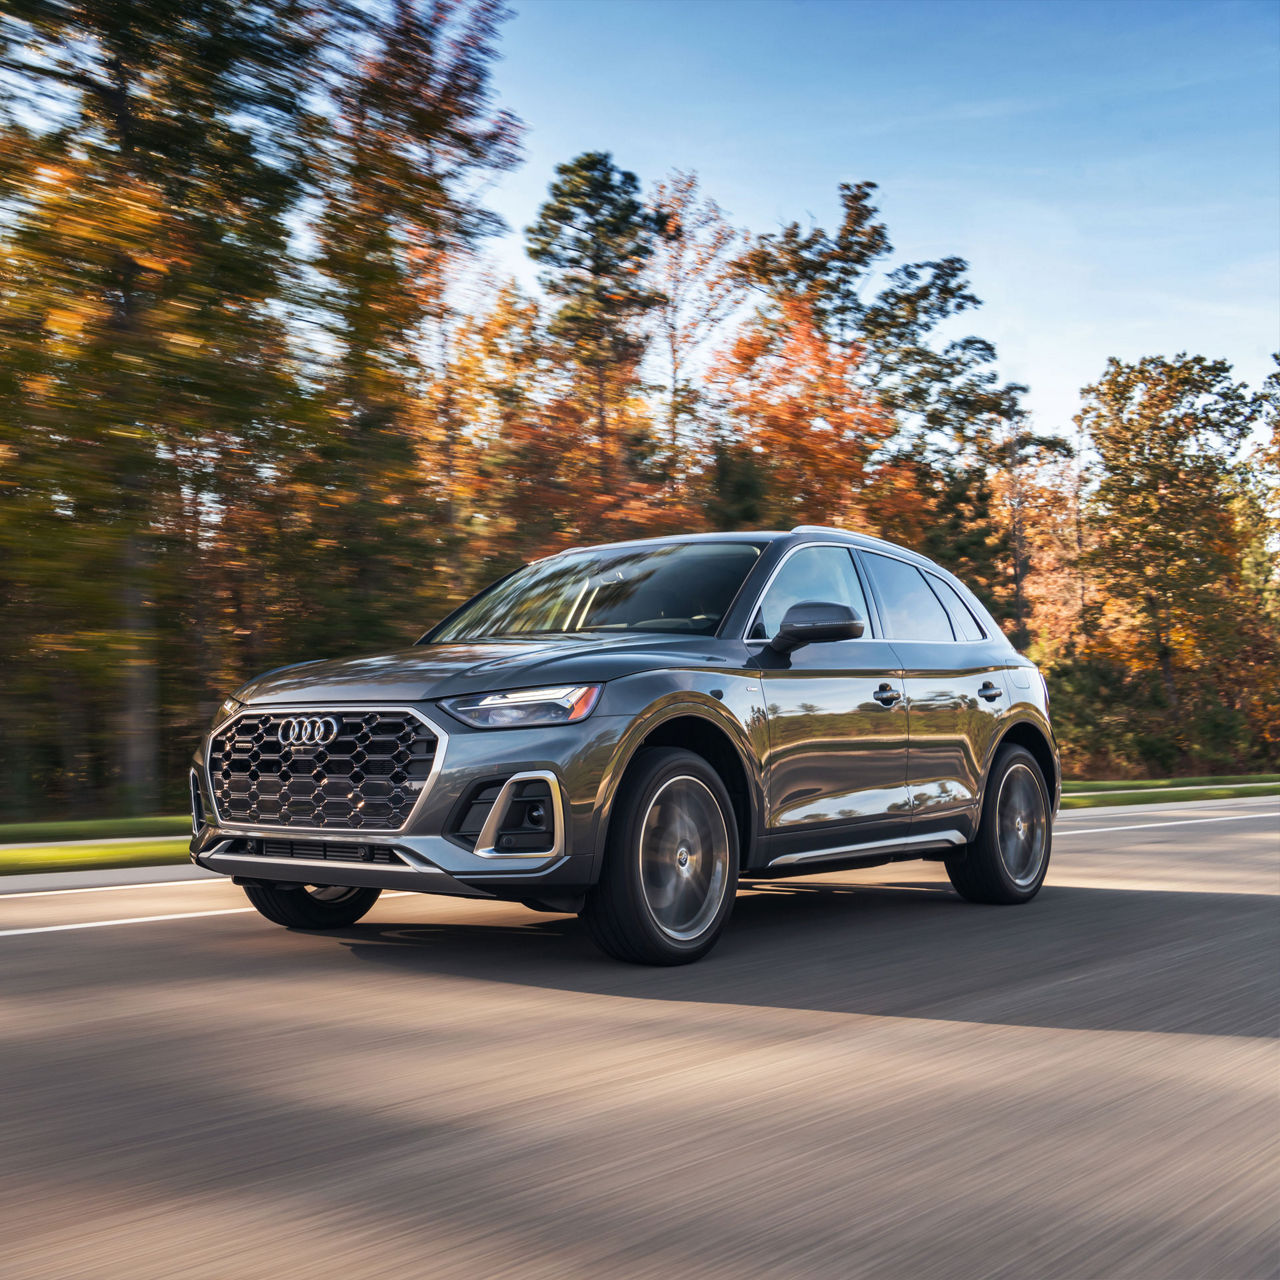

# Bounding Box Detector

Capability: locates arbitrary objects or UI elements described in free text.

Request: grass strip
[1059,783,1280,810]
[0,840,190,877]
[1061,774,1280,792]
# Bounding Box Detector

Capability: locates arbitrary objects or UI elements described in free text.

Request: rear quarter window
[926,573,987,642]
[862,552,955,642]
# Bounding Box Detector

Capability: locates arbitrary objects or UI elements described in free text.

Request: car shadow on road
[338,878,1277,1039]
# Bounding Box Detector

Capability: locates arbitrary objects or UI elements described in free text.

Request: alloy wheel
[637,775,731,942]
[996,762,1048,888]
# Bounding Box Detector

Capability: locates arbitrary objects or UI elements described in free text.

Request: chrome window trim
[472,769,566,860]
[768,828,967,868]
[920,568,989,642]
[740,540,1003,650]
[204,703,450,842]
[741,541,877,644]
[854,547,1001,646]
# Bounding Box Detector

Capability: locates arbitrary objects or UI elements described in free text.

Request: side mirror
[768,601,865,654]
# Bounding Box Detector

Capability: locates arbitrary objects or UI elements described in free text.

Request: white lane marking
[2,879,219,899]
[0,891,415,938]
[1056,813,1278,836]
[0,907,257,936]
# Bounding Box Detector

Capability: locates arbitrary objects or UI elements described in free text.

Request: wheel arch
[990,718,1060,811]
[592,703,761,873]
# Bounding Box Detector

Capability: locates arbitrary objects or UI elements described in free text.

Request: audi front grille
[208,709,439,831]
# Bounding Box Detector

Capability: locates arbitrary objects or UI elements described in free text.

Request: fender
[588,686,766,875]
[982,709,1061,811]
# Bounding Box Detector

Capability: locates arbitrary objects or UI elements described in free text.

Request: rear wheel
[582,747,739,965]
[242,882,382,930]
[946,745,1051,904]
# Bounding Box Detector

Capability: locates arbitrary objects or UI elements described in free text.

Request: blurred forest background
[1,0,1277,819]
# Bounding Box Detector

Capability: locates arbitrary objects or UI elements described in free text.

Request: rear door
[857,551,1008,843]
[749,544,911,861]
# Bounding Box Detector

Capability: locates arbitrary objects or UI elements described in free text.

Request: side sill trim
[768,828,967,868]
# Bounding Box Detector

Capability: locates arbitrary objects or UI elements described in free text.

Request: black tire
[241,882,382,929]
[582,747,740,965]
[946,745,1052,904]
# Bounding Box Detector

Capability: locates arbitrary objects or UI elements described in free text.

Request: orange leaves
[709,299,893,527]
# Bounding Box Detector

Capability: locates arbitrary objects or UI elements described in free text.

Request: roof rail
[790,525,914,553]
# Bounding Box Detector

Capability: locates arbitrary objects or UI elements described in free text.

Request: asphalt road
[1,797,1276,1280]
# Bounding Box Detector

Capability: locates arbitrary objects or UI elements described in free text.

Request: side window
[750,546,870,640]
[927,573,986,641]
[862,552,955,642]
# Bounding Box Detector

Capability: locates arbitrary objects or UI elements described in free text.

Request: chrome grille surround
[205,705,448,837]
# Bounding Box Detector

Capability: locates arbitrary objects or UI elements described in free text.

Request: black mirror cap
[767,601,865,654]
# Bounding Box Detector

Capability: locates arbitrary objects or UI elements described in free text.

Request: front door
[749,544,912,863]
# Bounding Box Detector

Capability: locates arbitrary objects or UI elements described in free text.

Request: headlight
[441,684,602,729]
[211,696,244,729]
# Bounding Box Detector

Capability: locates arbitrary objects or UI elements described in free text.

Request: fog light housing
[451,773,563,859]
[189,769,205,834]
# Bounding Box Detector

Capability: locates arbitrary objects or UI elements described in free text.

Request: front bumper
[190,706,630,900]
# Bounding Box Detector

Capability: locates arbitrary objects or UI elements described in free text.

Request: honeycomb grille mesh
[209,710,437,830]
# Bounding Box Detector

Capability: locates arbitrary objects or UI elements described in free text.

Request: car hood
[235,634,733,706]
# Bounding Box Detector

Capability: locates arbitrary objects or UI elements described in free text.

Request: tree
[0,0,523,817]
[299,0,522,650]
[986,417,1073,647]
[710,299,893,528]
[0,0,315,811]
[525,151,665,489]
[730,180,1028,607]
[648,171,745,452]
[1077,354,1270,762]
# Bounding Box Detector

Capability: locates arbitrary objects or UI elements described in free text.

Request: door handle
[978,682,1003,702]
[872,683,902,707]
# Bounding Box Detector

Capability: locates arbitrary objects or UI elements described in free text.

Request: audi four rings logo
[279,715,339,747]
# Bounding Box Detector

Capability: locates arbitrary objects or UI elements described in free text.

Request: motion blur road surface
[1,797,1276,1280]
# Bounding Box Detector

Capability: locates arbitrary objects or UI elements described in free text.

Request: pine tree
[525,151,665,490]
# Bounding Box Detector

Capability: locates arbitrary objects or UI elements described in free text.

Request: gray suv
[190,526,1059,964]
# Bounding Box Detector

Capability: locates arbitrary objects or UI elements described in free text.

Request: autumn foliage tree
[710,300,892,527]
[1067,355,1276,769]
[1,7,1275,819]
[0,0,316,810]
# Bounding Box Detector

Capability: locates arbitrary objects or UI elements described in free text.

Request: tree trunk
[53,670,89,815]
[120,529,158,813]
[596,364,613,490]
[668,330,680,451]
[1074,465,1087,642]
[1151,603,1179,714]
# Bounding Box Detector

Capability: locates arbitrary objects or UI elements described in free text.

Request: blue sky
[479,0,1280,431]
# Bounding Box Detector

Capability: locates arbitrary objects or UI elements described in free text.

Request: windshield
[430,541,765,642]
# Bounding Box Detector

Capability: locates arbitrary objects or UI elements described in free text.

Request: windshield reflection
[431,542,764,642]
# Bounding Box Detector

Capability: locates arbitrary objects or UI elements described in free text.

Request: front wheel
[946,745,1052,904]
[242,882,382,930]
[582,748,739,965]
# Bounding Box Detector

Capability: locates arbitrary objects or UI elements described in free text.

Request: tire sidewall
[613,748,740,960]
